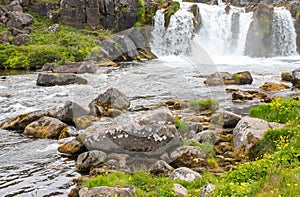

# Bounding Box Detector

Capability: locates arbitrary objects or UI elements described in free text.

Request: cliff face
[59,0,138,32]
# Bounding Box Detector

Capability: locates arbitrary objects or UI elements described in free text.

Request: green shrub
[249,98,300,124]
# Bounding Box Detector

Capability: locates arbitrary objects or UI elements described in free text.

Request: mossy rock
[163,1,180,28]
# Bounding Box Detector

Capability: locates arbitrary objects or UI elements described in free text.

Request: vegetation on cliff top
[0,13,110,69]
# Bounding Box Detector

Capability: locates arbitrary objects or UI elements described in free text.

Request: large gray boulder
[80,107,182,158]
[36,73,88,86]
[210,111,241,128]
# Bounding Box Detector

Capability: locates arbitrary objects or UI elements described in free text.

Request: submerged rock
[259,82,290,91]
[36,73,88,86]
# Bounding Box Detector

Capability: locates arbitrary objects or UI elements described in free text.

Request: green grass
[84,171,217,196]
[249,97,300,124]
[189,98,219,112]
[0,13,111,69]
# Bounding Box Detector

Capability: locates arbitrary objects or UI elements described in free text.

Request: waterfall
[151,8,194,56]
[272,7,297,56]
[151,2,298,58]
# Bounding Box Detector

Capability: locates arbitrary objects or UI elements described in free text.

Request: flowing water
[1,2,300,196]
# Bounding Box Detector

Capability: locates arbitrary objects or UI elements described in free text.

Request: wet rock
[174,183,188,197]
[89,88,130,117]
[36,73,88,86]
[170,146,207,168]
[79,186,136,197]
[149,160,174,176]
[170,167,202,182]
[291,68,300,88]
[11,33,32,45]
[194,130,218,144]
[233,71,253,85]
[81,107,181,158]
[232,90,254,100]
[56,101,89,125]
[259,82,290,91]
[58,138,86,155]
[6,11,33,29]
[52,62,98,74]
[76,150,107,172]
[210,111,241,128]
[59,126,78,139]
[233,116,282,155]
[23,116,67,139]
[74,115,100,130]
[281,72,292,82]
[58,137,86,155]
[200,183,216,197]
[204,72,233,86]
[245,4,274,57]
[1,109,58,131]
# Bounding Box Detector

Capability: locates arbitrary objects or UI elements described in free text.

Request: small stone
[174,183,188,197]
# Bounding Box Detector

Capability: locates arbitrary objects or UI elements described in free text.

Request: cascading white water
[272,7,297,56]
[151,8,194,56]
[151,2,298,58]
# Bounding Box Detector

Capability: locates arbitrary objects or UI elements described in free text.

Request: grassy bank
[0,13,110,69]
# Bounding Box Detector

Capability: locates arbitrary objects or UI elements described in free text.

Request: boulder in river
[58,137,86,155]
[259,82,290,91]
[52,61,98,74]
[76,150,107,172]
[36,73,88,86]
[89,88,130,117]
[23,116,67,139]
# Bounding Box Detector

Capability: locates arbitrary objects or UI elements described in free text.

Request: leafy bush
[249,98,300,123]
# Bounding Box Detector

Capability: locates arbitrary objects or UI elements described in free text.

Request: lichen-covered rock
[6,11,33,29]
[36,73,88,86]
[58,137,86,155]
[281,72,292,82]
[89,88,130,117]
[233,116,282,155]
[170,167,202,182]
[174,183,188,197]
[210,111,241,128]
[233,71,253,85]
[1,109,58,131]
[200,183,216,197]
[81,107,181,158]
[170,146,207,168]
[149,160,174,176]
[76,150,107,172]
[23,116,67,139]
[79,186,136,197]
[259,82,290,91]
[74,115,100,130]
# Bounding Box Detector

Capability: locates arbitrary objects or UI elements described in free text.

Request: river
[0,55,300,196]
